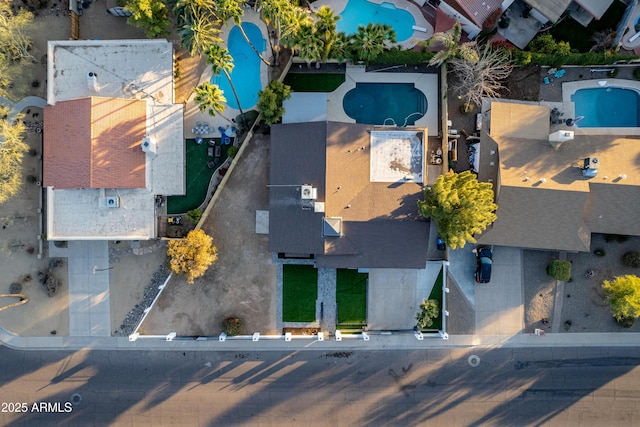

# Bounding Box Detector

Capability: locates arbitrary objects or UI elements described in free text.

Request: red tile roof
[44,97,147,189]
[450,0,502,27]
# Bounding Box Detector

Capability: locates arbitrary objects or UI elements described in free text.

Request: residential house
[476,101,640,252]
[269,122,431,268]
[43,40,184,240]
[439,0,617,49]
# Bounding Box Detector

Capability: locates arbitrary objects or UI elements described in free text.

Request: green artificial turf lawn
[282,265,318,322]
[336,269,368,325]
[167,138,228,214]
[283,73,346,92]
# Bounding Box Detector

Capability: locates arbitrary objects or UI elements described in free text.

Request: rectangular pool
[571,87,640,127]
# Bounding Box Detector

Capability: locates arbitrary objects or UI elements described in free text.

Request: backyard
[336,269,367,327]
[282,264,318,322]
[167,138,230,214]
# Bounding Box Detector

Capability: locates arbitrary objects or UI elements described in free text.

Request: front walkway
[67,241,111,336]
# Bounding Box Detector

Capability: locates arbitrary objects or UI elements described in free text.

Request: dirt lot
[499,65,541,102]
[140,133,278,336]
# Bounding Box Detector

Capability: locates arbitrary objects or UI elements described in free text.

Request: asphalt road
[1,346,640,426]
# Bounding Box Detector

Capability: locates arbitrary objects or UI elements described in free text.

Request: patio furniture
[215,145,221,158]
[547,68,557,75]
[208,147,213,157]
[543,77,550,85]
[196,137,204,145]
[554,69,565,79]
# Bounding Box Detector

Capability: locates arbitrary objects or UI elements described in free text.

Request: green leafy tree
[193,82,233,123]
[0,108,28,206]
[125,0,171,38]
[418,170,497,249]
[529,33,571,56]
[602,275,640,325]
[260,0,297,64]
[167,229,218,284]
[186,208,203,223]
[427,21,478,67]
[205,44,244,117]
[352,23,396,63]
[257,80,291,125]
[416,299,439,329]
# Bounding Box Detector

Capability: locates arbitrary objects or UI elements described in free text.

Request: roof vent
[104,196,120,208]
[141,137,157,155]
[87,72,98,92]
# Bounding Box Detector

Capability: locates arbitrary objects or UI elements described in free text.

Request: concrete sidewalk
[2,325,640,351]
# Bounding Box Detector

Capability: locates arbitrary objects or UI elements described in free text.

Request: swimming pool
[343,83,427,126]
[571,87,640,127]
[210,22,265,110]
[337,0,416,42]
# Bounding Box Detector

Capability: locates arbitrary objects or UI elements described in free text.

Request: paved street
[1,346,640,426]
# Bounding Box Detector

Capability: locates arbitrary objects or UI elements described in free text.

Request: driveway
[367,262,442,330]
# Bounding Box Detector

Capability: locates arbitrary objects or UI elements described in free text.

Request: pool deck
[621,2,640,52]
[312,0,433,49]
[184,10,269,137]
[327,65,439,135]
[561,79,640,136]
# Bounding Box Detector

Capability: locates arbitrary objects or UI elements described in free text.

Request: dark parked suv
[475,246,493,283]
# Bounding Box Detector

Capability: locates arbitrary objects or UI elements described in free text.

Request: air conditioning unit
[105,197,120,208]
[301,185,313,200]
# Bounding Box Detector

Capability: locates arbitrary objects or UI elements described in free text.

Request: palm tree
[280,7,312,50]
[590,29,616,52]
[427,22,478,67]
[293,23,324,67]
[313,5,340,60]
[329,31,352,62]
[213,0,271,65]
[205,44,244,119]
[260,0,293,63]
[352,23,395,63]
[193,82,233,123]
[178,15,223,57]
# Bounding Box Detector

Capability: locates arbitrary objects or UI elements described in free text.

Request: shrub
[186,209,202,223]
[547,260,571,281]
[623,252,640,268]
[371,49,434,65]
[227,146,239,158]
[602,275,640,323]
[9,282,22,294]
[416,299,439,329]
[594,248,606,257]
[222,317,242,336]
[459,103,474,114]
[634,67,640,81]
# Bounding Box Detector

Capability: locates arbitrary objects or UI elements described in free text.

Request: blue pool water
[337,0,416,42]
[571,87,640,127]
[210,22,266,110]
[343,83,426,126]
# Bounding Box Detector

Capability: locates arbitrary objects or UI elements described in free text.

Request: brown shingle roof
[44,97,147,189]
[477,101,640,252]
